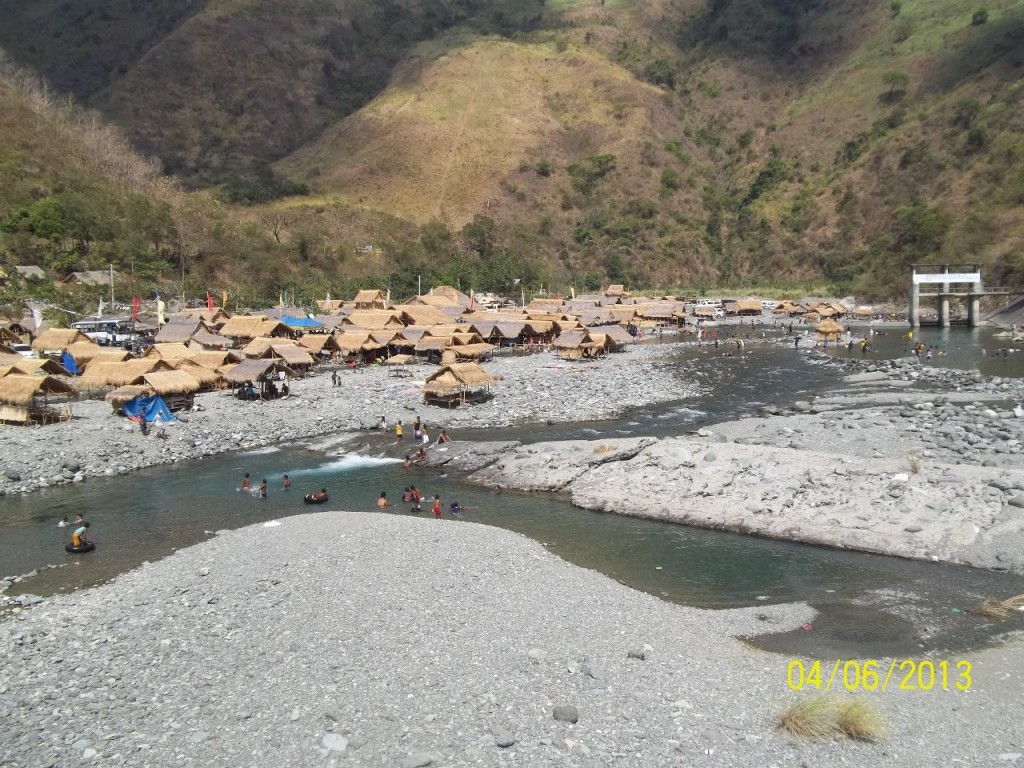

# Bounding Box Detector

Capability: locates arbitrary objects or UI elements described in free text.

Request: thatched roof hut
[447,343,495,360]
[552,329,609,359]
[222,358,294,385]
[601,325,634,347]
[411,293,459,307]
[105,384,155,408]
[155,321,202,344]
[79,359,173,389]
[414,336,450,355]
[64,340,107,366]
[423,363,500,407]
[345,310,404,330]
[146,342,194,361]
[816,319,845,340]
[171,359,224,390]
[218,316,292,343]
[267,344,315,369]
[336,332,384,355]
[351,289,389,309]
[396,305,454,327]
[84,349,133,367]
[189,350,244,370]
[32,328,93,354]
[5,358,72,376]
[297,333,341,356]
[142,370,202,408]
[0,374,79,424]
[430,285,472,306]
[728,299,762,315]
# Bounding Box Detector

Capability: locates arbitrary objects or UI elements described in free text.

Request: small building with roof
[422,362,500,407]
[0,374,79,424]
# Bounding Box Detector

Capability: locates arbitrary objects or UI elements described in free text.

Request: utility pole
[109,263,115,313]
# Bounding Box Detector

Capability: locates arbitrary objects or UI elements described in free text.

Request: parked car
[11,343,35,359]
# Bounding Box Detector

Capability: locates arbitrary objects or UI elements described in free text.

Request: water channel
[2,324,1023,658]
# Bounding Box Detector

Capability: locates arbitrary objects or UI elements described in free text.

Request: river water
[3,324,1023,658]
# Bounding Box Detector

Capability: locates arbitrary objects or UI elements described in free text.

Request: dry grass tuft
[906,449,922,473]
[593,444,617,454]
[835,699,887,742]
[778,697,887,742]
[776,697,837,741]
[974,593,1024,620]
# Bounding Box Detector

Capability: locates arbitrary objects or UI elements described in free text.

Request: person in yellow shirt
[395,420,404,442]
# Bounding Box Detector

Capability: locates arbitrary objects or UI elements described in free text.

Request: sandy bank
[1,513,1021,767]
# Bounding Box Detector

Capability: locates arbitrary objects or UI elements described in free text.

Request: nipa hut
[79,359,174,390]
[0,374,79,424]
[422,362,500,407]
[297,333,342,361]
[351,289,389,310]
[31,328,92,355]
[105,384,155,412]
[816,318,845,342]
[222,358,295,400]
[142,370,202,411]
[552,329,610,359]
[4,358,72,376]
[146,342,194,361]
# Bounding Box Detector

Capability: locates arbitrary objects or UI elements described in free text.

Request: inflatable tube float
[65,542,96,554]
[303,493,329,505]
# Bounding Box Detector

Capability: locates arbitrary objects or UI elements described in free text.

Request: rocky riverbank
[0,342,699,496]
[414,355,1024,572]
[2,512,1022,768]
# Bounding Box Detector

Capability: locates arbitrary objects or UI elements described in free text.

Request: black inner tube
[304,494,328,504]
[65,542,96,554]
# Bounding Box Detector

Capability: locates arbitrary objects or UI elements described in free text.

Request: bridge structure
[909,264,1015,328]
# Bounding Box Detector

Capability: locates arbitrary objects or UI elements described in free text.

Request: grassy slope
[271,0,1024,291]
[278,38,671,227]
[1,0,1022,296]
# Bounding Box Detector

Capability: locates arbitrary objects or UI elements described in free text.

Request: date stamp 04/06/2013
[787,659,972,692]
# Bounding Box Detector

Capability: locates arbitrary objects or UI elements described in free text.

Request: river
[3,324,1023,658]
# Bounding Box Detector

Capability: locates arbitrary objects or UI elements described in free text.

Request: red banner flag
[131,296,140,321]
[207,292,214,313]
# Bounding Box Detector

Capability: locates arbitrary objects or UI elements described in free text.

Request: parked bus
[70,317,138,347]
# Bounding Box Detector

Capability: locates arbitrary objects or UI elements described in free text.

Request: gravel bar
[2,512,1023,767]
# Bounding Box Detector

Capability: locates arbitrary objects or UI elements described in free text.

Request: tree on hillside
[883,70,909,99]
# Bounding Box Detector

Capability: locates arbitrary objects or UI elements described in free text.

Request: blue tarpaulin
[123,395,176,424]
[280,315,325,329]
[61,351,79,375]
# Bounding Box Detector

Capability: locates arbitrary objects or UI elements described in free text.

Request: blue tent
[280,315,325,329]
[123,395,176,425]
[61,350,79,375]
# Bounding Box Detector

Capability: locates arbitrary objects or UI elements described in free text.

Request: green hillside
[0,0,1022,300]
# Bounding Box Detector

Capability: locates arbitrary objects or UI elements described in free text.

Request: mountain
[0,0,1022,299]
